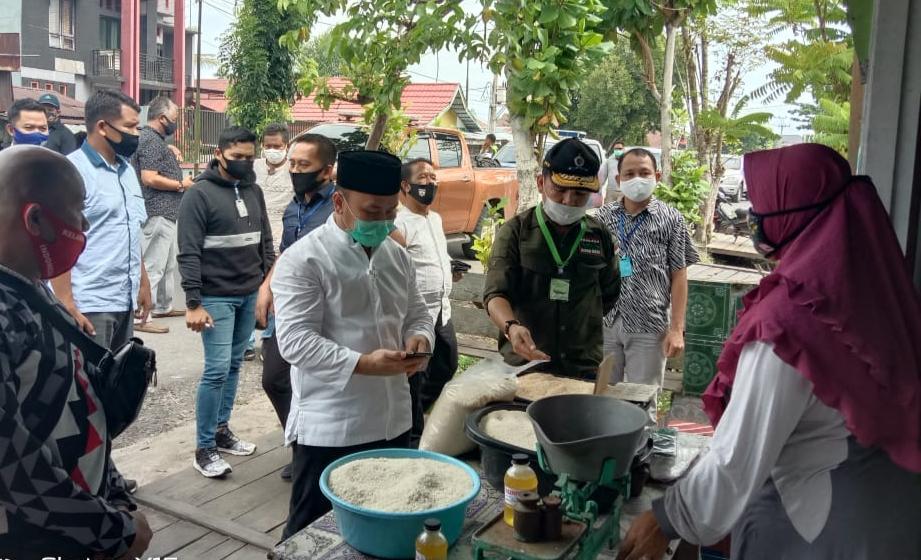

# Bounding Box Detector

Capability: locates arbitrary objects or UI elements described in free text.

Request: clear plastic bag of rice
[419,359,518,456]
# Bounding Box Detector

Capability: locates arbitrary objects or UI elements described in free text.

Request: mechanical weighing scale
[471,394,650,560]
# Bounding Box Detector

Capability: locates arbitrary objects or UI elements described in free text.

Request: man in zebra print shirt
[597,148,699,412]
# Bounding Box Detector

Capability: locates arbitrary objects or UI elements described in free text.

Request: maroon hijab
[703,143,921,472]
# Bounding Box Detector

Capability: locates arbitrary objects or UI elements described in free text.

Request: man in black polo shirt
[133,95,195,334]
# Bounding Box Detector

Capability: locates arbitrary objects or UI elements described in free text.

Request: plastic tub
[319,448,480,559]
[464,403,558,496]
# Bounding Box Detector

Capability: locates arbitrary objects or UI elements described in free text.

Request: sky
[189,0,804,137]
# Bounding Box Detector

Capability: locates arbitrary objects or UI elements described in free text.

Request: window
[45,83,54,91]
[403,134,432,162]
[99,17,121,49]
[49,0,75,50]
[30,81,39,89]
[58,84,67,95]
[435,134,462,168]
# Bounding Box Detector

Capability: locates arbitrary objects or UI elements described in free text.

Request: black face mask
[104,122,140,158]
[161,117,178,137]
[748,181,853,257]
[221,157,254,182]
[292,171,324,198]
[408,183,437,206]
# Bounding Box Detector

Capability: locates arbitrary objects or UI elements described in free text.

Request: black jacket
[45,121,79,155]
[177,160,275,305]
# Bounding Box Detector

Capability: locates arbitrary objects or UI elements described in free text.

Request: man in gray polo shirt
[133,96,195,334]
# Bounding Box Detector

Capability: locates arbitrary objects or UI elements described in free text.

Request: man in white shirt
[246,123,293,360]
[392,158,461,447]
[272,150,434,536]
[253,123,294,243]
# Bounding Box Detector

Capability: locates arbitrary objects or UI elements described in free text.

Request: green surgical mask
[344,199,395,248]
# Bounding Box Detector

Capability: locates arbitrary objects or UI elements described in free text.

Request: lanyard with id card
[536,203,586,303]
[234,186,249,218]
[617,211,647,278]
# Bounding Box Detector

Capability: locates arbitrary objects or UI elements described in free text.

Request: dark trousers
[261,333,292,428]
[409,316,458,447]
[85,310,134,351]
[282,431,411,539]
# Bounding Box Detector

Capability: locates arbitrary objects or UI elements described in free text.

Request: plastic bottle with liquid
[415,518,448,560]
[504,453,538,527]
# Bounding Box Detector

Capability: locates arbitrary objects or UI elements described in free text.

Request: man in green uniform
[484,138,621,378]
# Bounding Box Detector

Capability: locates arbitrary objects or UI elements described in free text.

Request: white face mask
[542,197,587,225]
[619,177,657,202]
[264,148,287,166]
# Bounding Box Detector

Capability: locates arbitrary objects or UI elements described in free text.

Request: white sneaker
[215,425,257,456]
[194,447,232,478]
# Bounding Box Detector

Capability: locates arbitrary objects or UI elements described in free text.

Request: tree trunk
[365,112,389,151]
[696,133,724,245]
[511,114,540,213]
[660,20,678,185]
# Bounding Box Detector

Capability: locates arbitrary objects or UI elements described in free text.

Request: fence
[173,108,316,166]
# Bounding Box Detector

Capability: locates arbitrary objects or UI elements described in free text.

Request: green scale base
[471,447,630,560]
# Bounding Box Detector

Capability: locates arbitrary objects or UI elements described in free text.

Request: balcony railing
[93,49,122,79]
[140,53,174,84]
[92,50,177,85]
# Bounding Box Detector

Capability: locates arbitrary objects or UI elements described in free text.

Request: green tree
[219,0,305,135]
[602,0,716,184]
[747,0,853,156]
[811,97,849,156]
[298,30,344,77]
[482,0,611,212]
[675,3,774,242]
[565,40,660,147]
[279,0,481,151]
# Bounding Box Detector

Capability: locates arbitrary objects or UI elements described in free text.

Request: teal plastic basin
[319,448,481,559]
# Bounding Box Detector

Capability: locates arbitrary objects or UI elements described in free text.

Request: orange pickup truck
[305,123,519,257]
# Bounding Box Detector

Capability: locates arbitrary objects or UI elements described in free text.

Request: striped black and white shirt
[597,198,699,334]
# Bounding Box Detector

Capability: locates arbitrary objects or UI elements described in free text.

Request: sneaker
[280,462,293,481]
[215,425,257,456]
[124,478,138,494]
[243,348,257,361]
[193,447,232,478]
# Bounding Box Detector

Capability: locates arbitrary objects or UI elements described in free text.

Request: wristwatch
[504,319,521,337]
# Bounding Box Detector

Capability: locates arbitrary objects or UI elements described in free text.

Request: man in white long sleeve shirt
[272,150,434,537]
[392,158,461,447]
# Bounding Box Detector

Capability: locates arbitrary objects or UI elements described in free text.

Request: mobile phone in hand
[405,351,433,358]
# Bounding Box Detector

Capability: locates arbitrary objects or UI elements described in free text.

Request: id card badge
[549,278,571,302]
[235,198,249,218]
[619,255,634,278]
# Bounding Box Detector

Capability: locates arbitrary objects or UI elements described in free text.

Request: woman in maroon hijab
[618,143,921,560]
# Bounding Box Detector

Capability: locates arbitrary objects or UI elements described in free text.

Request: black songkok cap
[336,150,402,195]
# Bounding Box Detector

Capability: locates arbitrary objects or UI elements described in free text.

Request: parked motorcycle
[714,191,751,238]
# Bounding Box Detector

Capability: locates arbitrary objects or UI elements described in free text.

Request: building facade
[4,0,193,104]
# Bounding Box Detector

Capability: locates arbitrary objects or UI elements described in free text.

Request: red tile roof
[194,77,467,125]
[12,87,84,122]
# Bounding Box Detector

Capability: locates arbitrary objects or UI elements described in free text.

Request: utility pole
[488,73,498,134]
[194,0,204,175]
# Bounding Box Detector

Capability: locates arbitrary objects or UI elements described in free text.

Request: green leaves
[220,0,306,135]
[656,151,710,227]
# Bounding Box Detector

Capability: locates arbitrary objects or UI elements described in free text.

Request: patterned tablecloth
[271,465,668,560]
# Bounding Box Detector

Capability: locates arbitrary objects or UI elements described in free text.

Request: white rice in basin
[329,457,473,513]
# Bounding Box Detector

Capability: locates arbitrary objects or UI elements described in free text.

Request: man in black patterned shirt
[0,146,151,559]
[133,95,194,335]
[597,148,699,413]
